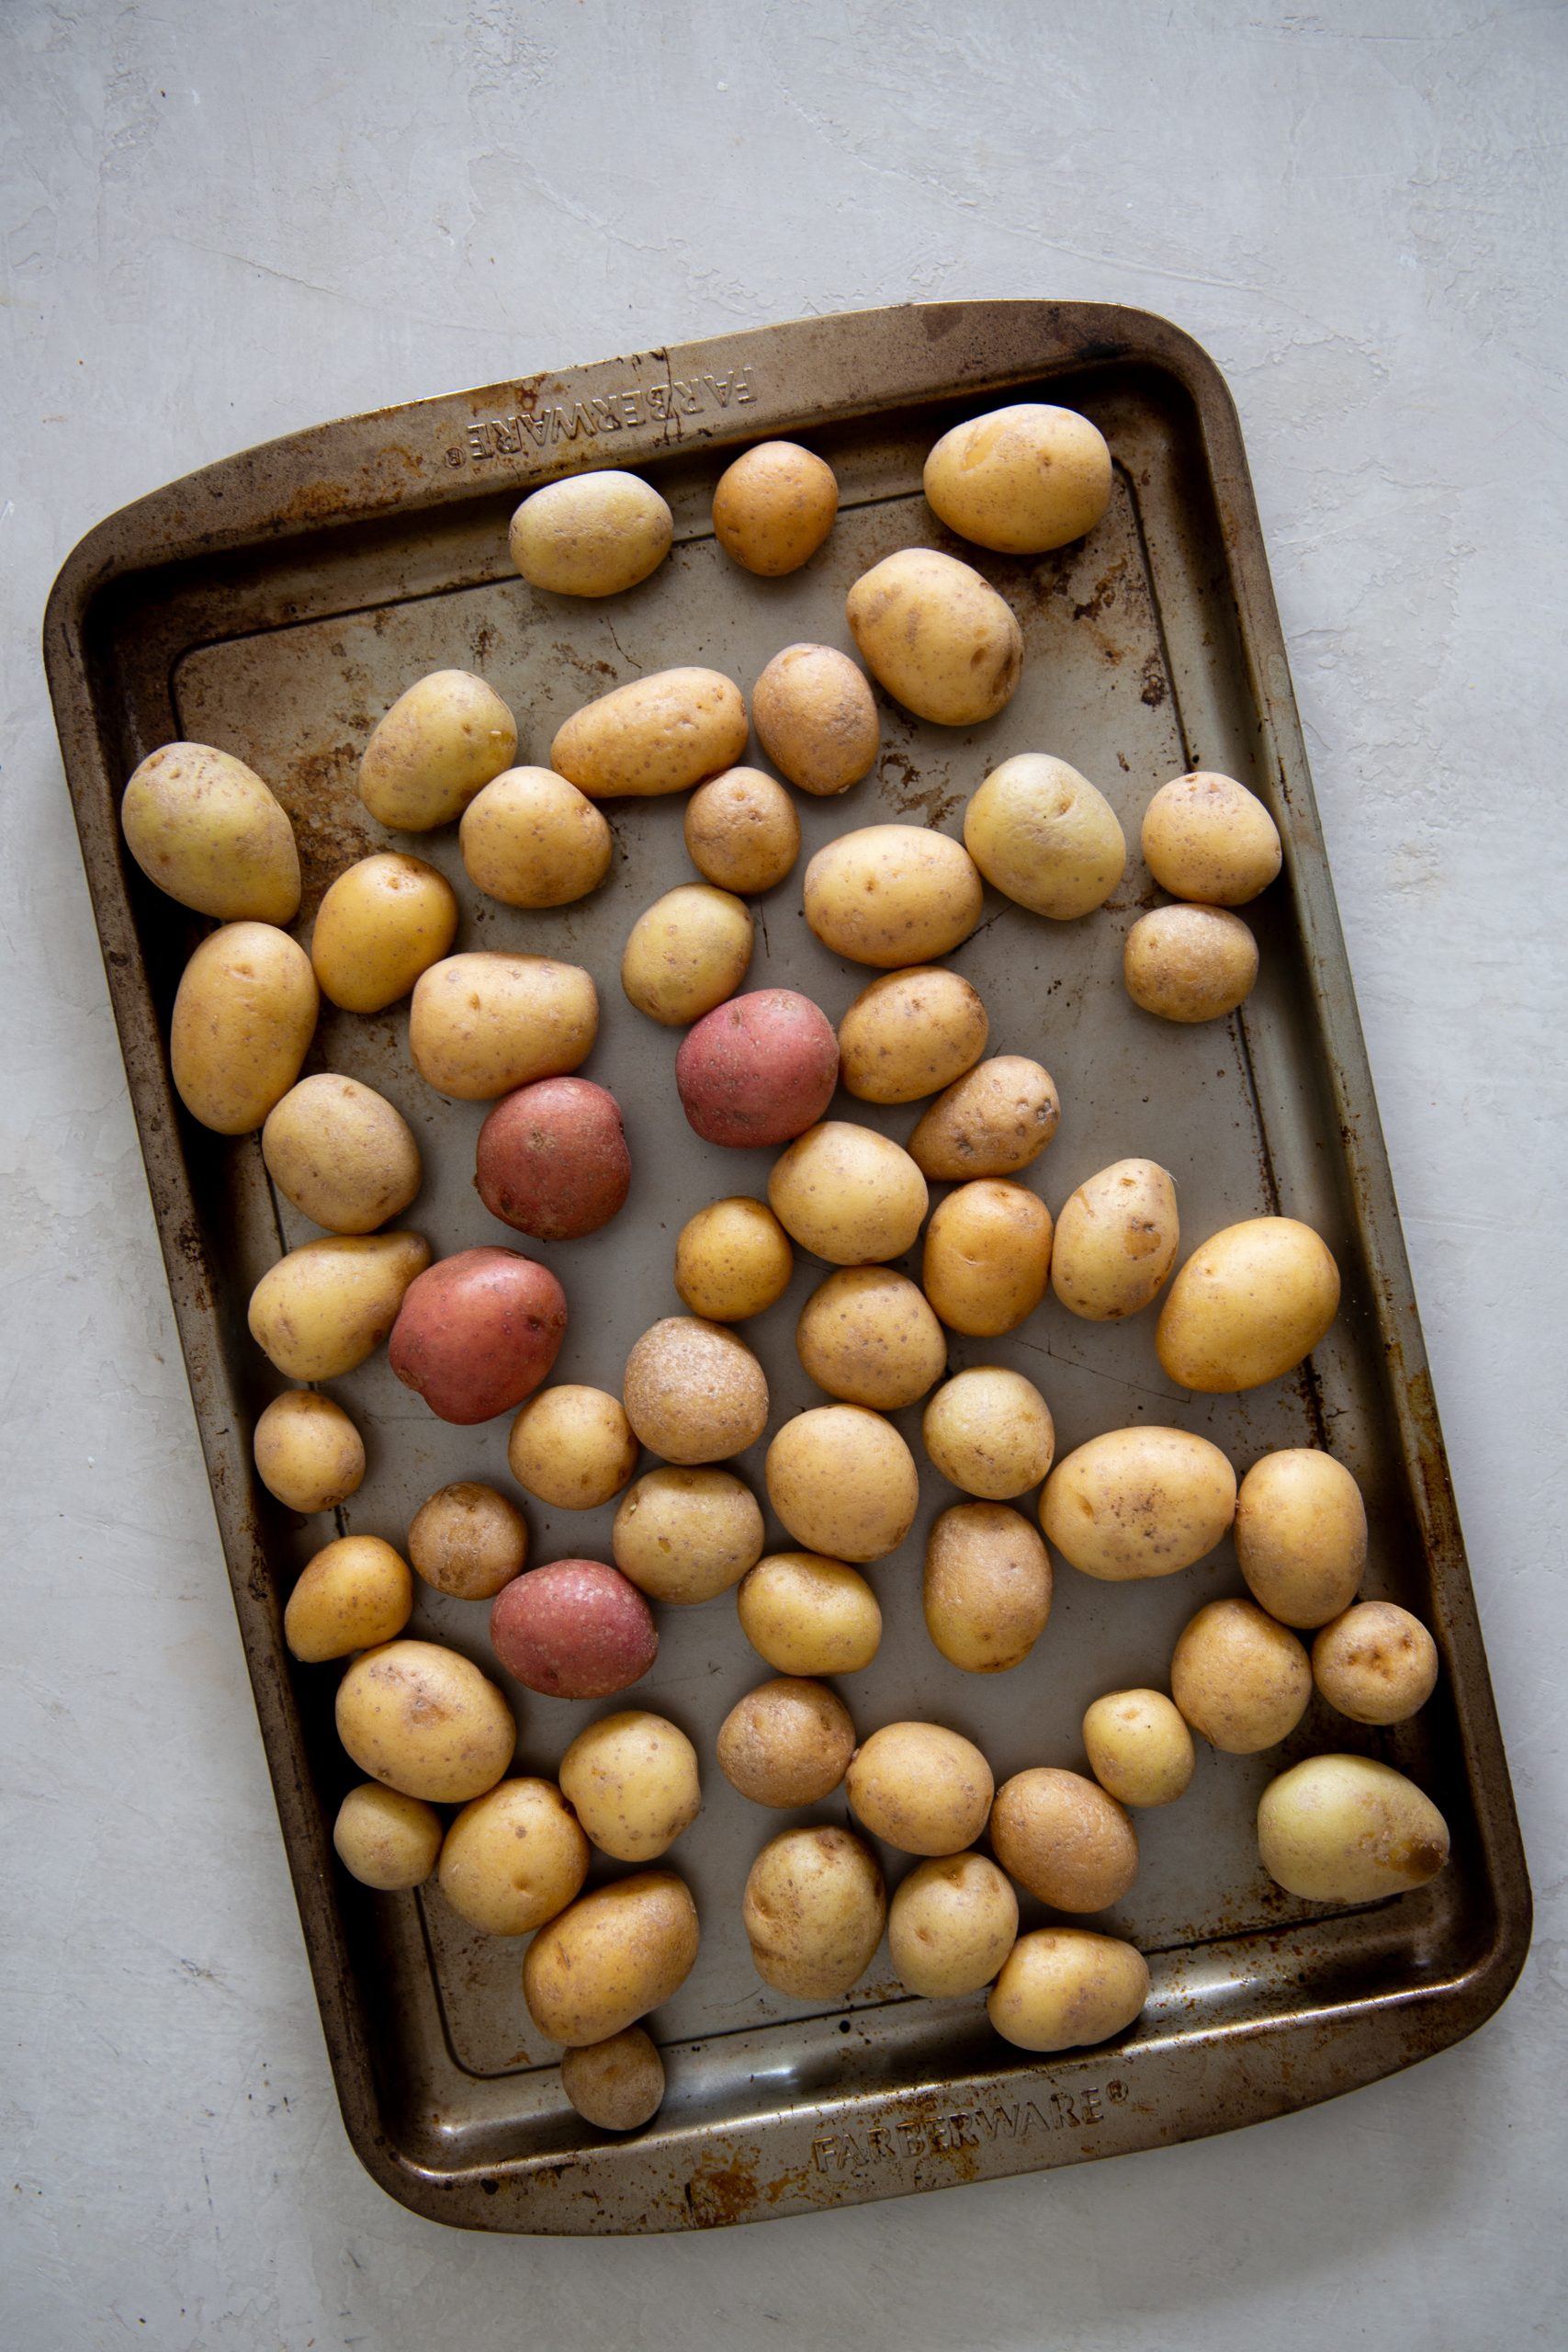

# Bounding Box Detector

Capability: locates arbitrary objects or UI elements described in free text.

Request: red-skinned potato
[491,1558,658,1699]
[475,1077,631,1241]
[676,987,840,1148]
[389,1246,567,1425]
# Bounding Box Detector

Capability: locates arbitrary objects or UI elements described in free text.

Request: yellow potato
[921,1179,1053,1336]
[682,767,800,895]
[717,1678,857,1807]
[459,767,613,910]
[1141,772,1281,907]
[524,1870,700,2046]
[923,1502,1053,1673]
[908,1054,1060,1179]
[987,1929,1149,2052]
[620,884,753,1025]
[335,1638,515,1804]
[1312,1602,1438,1725]
[261,1073,422,1235]
[674,1196,795,1322]
[838,967,988,1105]
[768,1121,929,1266]
[963,753,1125,920]
[846,1722,994,1858]
[559,2029,666,2131]
[1156,1216,1341,1393]
[438,1777,590,1936]
[1257,1754,1450,1903]
[551,668,748,798]
[247,1231,430,1380]
[795,1266,947,1410]
[764,1405,919,1563]
[1124,903,1258,1023]
[846,548,1022,726]
[508,470,671,597]
[621,1318,769,1466]
[1170,1598,1313,1754]
[1040,1425,1235,1581]
[1234,1449,1367,1627]
[310,853,458,1012]
[989,1768,1138,1910]
[888,1853,1019,1998]
[1049,1157,1179,1321]
[359,669,517,831]
[612,1467,764,1603]
[736,1552,882,1678]
[924,402,1112,553]
[922,1366,1054,1500]
[506,1385,637,1510]
[408,1481,527,1600]
[742,1826,884,1998]
[558,1712,701,1861]
[803,824,983,968]
[1082,1690,1195,1808]
[120,741,299,922]
[170,922,318,1136]
[712,441,839,576]
[332,1783,443,1891]
[409,951,597,1100]
[253,1390,365,1513]
[284,1534,413,1663]
[751,643,878,797]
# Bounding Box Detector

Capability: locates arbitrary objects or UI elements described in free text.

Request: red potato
[389,1247,567,1425]
[675,987,839,1148]
[491,1558,658,1699]
[475,1077,631,1242]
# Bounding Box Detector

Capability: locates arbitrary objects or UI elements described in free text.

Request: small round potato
[1142,772,1281,907]
[459,767,613,909]
[621,884,753,1025]
[803,824,984,969]
[736,1553,882,1678]
[712,441,839,576]
[333,1783,443,1891]
[508,470,671,598]
[964,754,1126,920]
[284,1534,413,1663]
[742,1826,884,1999]
[389,1247,567,1427]
[121,741,300,922]
[409,951,598,1101]
[408,1482,527,1600]
[922,1367,1055,1500]
[751,643,878,797]
[524,1871,700,2046]
[1156,1216,1342,1394]
[838,967,988,1105]
[558,1711,702,1861]
[262,1074,422,1235]
[888,1853,1019,1998]
[987,1930,1149,2052]
[795,1267,947,1410]
[990,1768,1139,1911]
[923,1503,1053,1673]
[683,768,801,896]
[846,548,1023,727]
[438,1777,591,1936]
[765,1406,920,1563]
[847,1723,994,1858]
[1050,1158,1179,1322]
[1235,1448,1368,1627]
[476,1077,630,1242]
[508,1386,639,1511]
[622,1317,769,1465]
[335,1639,515,1804]
[1082,1690,1195,1808]
[559,2029,666,2132]
[551,668,749,799]
[717,1678,857,1808]
[253,1390,366,1514]
[924,402,1112,554]
[613,1467,764,1604]
[1313,1602,1439,1725]
[676,987,840,1148]
[1040,1426,1236,1582]
[248,1231,431,1382]
[922,1180,1053,1337]
[675,1197,795,1322]
[310,853,458,1012]
[1257,1754,1450,1903]
[1124,903,1258,1023]
[1171,1599,1313,1754]
[170,922,319,1136]
[359,669,517,831]
[908,1055,1060,1180]
[491,1559,658,1700]
[768,1122,929,1266]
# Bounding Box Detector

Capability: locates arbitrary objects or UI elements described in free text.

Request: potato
[924,402,1112,554]
[476,1077,630,1240]
[923,1503,1052,1673]
[683,768,800,895]
[795,1267,946,1410]
[1050,1157,1179,1321]
[612,1467,764,1604]
[558,1712,702,1862]
[752,643,878,797]
[1156,1216,1342,1394]
[888,1854,1018,1998]
[768,1122,929,1266]
[846,548,1022,726]
[284,1534,413,1663]
[741,1826,884,1999]
[922,1367,1054,1500]
[1170,1598,1313,1754]
[335,1639,515,1804]
[310,853,458,1012]
[846,1722,994,1858]
[333,1783,442,1892]
[736,1552,882,1678]
[508,469,671,598]
[408,1481,527,1600]
[1124,904,1258,1023]
[908,1055,1060,1180]
[1040,1425,1235,1581]
[1257,1754,1450,1904]
[170,922,318,1135]
[121,741,299,922]
[262,1073,422,1235]
[677,989,840,1148]
[524,1871,700,2046]
[559,2029,666,2131]
[551,668,748,798]
[1235,1448,1367,1627]
[989,1768,1139,1911]
[389,1246,567,1425]
[409,951,598,1101]
[987,1930,1149,2052]
[963,753,1125,921]
[717,1678,857,1808]
[507,1385,638,1511]
[1082,1690,1195,1808]
[459,767,613,909]
[253,1390,366,1514]
[622,1317,769,1465]
[674,1196,795,1322]
[437,1777,590,1935]
[621,884,753,1025]
[838,967,988,1105]
[248,1231,431,1380]
[712,441,839,576]
[359,669,517,831]
[803,824,983,968]
[1312,1602,1438,1725]
[765,1405,919,1563]
[922,1180,1053,1337]
[1142,772,1281,907]
[491,1559,658,1700]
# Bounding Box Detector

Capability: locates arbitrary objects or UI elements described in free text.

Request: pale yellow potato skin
[736,1552,882,1677]
[1156,1216,1341,1393]
[804,824,984,968]
[838,967,988,1105]
[987,1929,1149,2052]
[1040,1425,1236,1582]
[247,1231,431,1381]
[963,753,1125,920]
[1124,903,1258,1023]
[922,1180,1053,1337]
[262,1073,422,1235]
[621,1319,769,1466]
[253,1390,366,1513]
[507,1385,638,1510]
[742,1826,884,1998]
[846,1722,995,1858]
[712,442,839,576]
[795,1266,947,1410]
[751,643,879,797]
[1312,1602,1438,1724]
[508,470,672,597]
[765,1405,919,1563]
[620,884,753,1025]
[674,1196,795,1322]
[559,2029,665,2131]
[1258,1754,1450,1903]
[1050,1157,1179,1321]
[170,922,318,1136]
[990,1768,1139,1911]
[1142,773,1281,907]
[408,1481,527,1600]
[925,403,1112,553]
[1235,1448,1367,1627]
[1171,1598,1313,1754]
[613,1466,764,1603]
[923,1366,1055,1500]
[284,1534,413,1663]
[438,1777,590,1935]
[310,853,458,1012]
[846,548,1023,726]
[359,670,517,831]
[1082,1690,1195,1808]
[923,1502,1053,1673]
[908,1055,1060,1180]
[551,668,749,798]
[716,1678,857,1808]
[524,1870,700,2046]
[332,1783,443,1891]
[889,1853,1019,1998]
[335,1639,515,1804]
[459,767,613,910]
[558,1712,702,1862]
[682,768,800,895]
[768,1121,929,1266]
[121,741,300,922]
[409,951,598,1100]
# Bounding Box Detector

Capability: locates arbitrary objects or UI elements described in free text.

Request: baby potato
[922,1366,1055,1500]
[310,853,458,1012]
[768,1121,929,1266]
[675,1196,795,1322]
[1312,1602,1438,1725]
[359,669,517,831]
[508,469,671,598]
[1156,1216,1342,1394]
[742,1826,884,1999]
[559,2029,666,2132]
[1124,903,1258,1023]
[621,884,753,1025]
[765,1405,919,1563]
[1170,1598,1313,1754]
[476,1076,631,1242]
[838,967,988,1105]
[751,643,878,797]
[284,1534,413,1663]
[333,1783,443,1892]
[796,1267,947,1410]
[389,1247,567,1426]
[987,1929,1149,2053]
[922,1180,1053,1337]
[908,1055,1060,1180]
[558,1711,702,1861]
[459,767,613,910]
[847,1722,994,1858]
[508,1385,639,1511]
[963,753,1125,921]
[1082,1690,1195,1808]
[846,548,1022,726]
[923,1502,1053,1673]
[261,1073,422,1235]
[121,741,299,922]
[170,922,318,1136]
[491,1559,658,1701]
[736,1552,882,1678]
[335,1638,515,1804]
[712,441,839,576]
[438,1777,590,1936]
[248,1231,431,1381]
[524,1870,700,2046]
[676,987,840,1149]
[551,668,749,798]
[683,767,800,895]
[1257,1754,1450,1904]
[990,1768,1138,1911]
[1050,1157,1179,1322]
[1142,772,1281,907]
[1040,1426,1235,1581]
[253,1390,366,1514]
[622,1317,769,1465]
[613,1467,764,1604]
[717,1678,857,1808]
[409,951,598,1101]
[888,1853,1019,1998]
[1235,1448,1367,1627]
[803,823,983,968]
[408,1481,527,1600]
[924,402,1112,554]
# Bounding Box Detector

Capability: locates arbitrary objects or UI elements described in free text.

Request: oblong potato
[620,884,753,1025]
[335,1638,515,1804]
[682,768,800,895]
[1170,1598,1312,1754]
[922,1366,1055,1500]
[1124,903,1258,1023]
[359,670,517,831]
[908,1055,1060,1180]
[736,1552,882,1678]
[1257,1754,1449,1903]
[170,922,318,1136]
[674,1196,795,1322]
[310,853,458,1012]
[803,824,983,968]
[507,1385,639,1510]
[1156,1216,1341,1394]
[987,1930,1149,2052]
[437,1777,590,1935]
[1040,1426,1235,1582]
[989,1767,1138,1910]
[459,767,613,910]
[846,1722,994,1858]
[921,1180,1053,1337]
[121,741,299,922]
[558,1712,702,1862]
[716,1678,857,1808]
[622,1318,769,1466]
[253,1390,366,1514]
[1235,1448,1368,1627]
[333,1783,443,1891]
[838,967,988,1105]
[508,470,671,597]
[712,441,838,576]
[924,403,1112,554]
[795,1266,947,1410]
[284,1534,413,1663]
[963,753,1125,920]
[409,951,597,1100]
[751,643,878,797]
[764,1405,919,1563]
[742,1826,884,1999]
[523,1871,700,2046]
[1141,772,1281,907]
[923,1502,1052,1673]
[612,1466,764,1604]
[1049,1157,1179,1321]
[262,1073,422,1235]
[846,548,1022,726]
[768,1121,929,1266]
[888,1854,1019,1998]
[551,668,748,798]
[248,1231,431,1381]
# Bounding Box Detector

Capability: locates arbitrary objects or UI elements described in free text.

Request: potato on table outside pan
[551,667,748,798]
[389,1246,566,1426]
[248,1231,430,1382]
[410,951,597,1102]
[846,548,1022,726]
[837,966,988,1105]
[507,1385,638,1512]
[908,1054,1059,1180]
[804,822,983,968]
[459,767,612,910]
[987,1930,1149,2053]
[922,1365,1055,1501]
[764,1404,919,1564]
[358,669,516,832]
[335,1639,515,1805]
[558,1713,702,1863]
[508,469,672,598]
[742,1826,884,2000]
[1141,772,1281,907]
[888,1854,1018,1999]
[1040,1426,1235,1582]
[924,402,1112,554]
[524,1871,701,2048]
[683,768,800,896]
[964,753,1125,921]
[1123,903,1258,1023]
[621,884,753,1025]
[1258,1754,1449,1904]
[751,643,878,797]
[1156,1216,1341,1394]
[1049,1156,1179,1322]
[310,852,457,1011]
[438,1778,590,1936]
[120,741,300,922]
[262,1073,422,1236]
[712,440,839,576]
[170,922,317,1136]
[676,988,839,1149]
[253,1390,365,1515]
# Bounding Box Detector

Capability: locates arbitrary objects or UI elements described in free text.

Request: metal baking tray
[44,300,1529,2232]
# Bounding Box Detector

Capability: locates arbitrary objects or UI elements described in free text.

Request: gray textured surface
[4,1,1565,2345]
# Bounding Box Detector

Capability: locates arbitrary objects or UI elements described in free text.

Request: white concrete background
[4,2,1566,2344]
